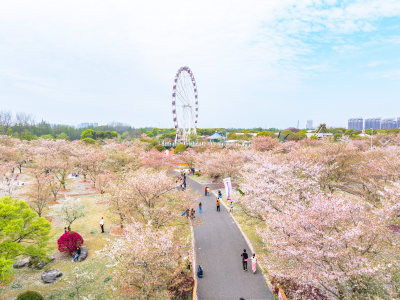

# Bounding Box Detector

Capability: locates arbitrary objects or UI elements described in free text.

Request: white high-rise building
[306,120,313,130]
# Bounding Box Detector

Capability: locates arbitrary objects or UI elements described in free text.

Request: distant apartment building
[364,118,381,130]
[381,118,397,129]
[306,120,313,130]
[348,118,363,131]
[397,117,400,128]
[76,122,98,129]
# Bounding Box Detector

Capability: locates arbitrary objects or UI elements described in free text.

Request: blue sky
[0,0,399,129]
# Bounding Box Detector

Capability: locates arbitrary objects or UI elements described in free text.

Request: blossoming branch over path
[187,177,273,299]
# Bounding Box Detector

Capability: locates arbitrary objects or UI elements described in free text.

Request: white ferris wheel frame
[172,66,198,144]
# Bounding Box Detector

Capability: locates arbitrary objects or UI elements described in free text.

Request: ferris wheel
[172,66,198,144]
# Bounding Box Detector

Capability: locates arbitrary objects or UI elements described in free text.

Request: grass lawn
[1,175,121,300]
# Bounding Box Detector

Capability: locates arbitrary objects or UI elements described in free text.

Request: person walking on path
[251,253,258,274]
[100,217,104,233]
[241,249,249,271]
[205,186,209,196]
[216,197,221,212]
[229,201,234,213]
[218,190,222,198]
[199,202,202,214]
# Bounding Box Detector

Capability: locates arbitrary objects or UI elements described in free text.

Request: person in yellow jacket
[216,197,220,212]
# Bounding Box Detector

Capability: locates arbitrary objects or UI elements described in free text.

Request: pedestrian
[229,201,234,213]
[190,208,195,219]
[205,186,208,196]
[218,190,222,198]
[216,197,220,212]
[251,253,258,274]
[100,217,104,233]
[241,249,248,271]
[64,227,67,233]
[72,246,81,262]
[199,202,202,214]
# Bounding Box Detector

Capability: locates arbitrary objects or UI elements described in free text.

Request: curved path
[188,177,274,300]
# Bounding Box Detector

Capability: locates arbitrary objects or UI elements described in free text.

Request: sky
[0,0,399,129]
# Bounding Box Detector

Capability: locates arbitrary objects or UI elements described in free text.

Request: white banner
[223,177,232,200]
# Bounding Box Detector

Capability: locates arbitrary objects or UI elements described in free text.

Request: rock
[13,257,31,269]
[77,247,88,262]
[29,256,55,269]
[42,269,63,284]
[30,260,47,269]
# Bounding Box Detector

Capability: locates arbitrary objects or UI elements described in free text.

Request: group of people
[177,172,187,190]
[241,249,258,274]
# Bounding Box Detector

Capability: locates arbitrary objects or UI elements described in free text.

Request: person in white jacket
[100,217,104,233]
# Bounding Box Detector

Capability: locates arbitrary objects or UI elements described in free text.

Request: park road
[188,177,274,300]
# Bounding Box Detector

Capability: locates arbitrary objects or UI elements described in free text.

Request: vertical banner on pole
[223,177,232,201]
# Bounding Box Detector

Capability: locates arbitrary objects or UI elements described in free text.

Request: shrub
[17,291,44,300]
[174,144,186,154]
[57,231,84,254]
[155,145,166,152]
[82,137,96,145]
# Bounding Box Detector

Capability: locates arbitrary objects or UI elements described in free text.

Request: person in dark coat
[241,249,248,271]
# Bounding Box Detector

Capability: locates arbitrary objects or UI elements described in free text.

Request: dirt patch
[86,187,97,191]
[110,226,126,236]
[49,200,59,205]
[79,181,91,184]
[68,192,97,197]
[45,217,53,222]
[60,189,71,193]
[96,201,107,205]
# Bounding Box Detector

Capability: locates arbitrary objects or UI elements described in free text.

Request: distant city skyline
[1,1,400,128]
[348,116,400,130]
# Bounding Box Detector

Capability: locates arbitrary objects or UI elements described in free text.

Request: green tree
[56,132,69,140]
[333,133,342,141]
[40,134,54,140]
[256,131,277,138]
[96,131,105,139]
[0,197,51,283]
[81,129,96,140]
[174,144,186,154]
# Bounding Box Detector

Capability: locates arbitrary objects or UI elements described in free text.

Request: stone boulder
[29,256,55,270]
[13,257,31,269]
[42,269,63,284]
[77,247,88,262]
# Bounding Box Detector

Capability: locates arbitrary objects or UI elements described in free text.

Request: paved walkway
[188,178,274,300]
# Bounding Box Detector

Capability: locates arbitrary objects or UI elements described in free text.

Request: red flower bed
[57,231,84,254]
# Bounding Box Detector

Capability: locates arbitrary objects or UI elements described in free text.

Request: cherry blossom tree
[106,168,192,227]
[251,136,280,152]
[238,145,400,299]
[23,169,53,217]
[108,222,193,299]
[195,149,250,181]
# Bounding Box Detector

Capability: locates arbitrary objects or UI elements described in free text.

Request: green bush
[155,145,166,152]
[174,144,186,154]
[195,171,200,176]
[17,291,44,300]
[82,137,96,144]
